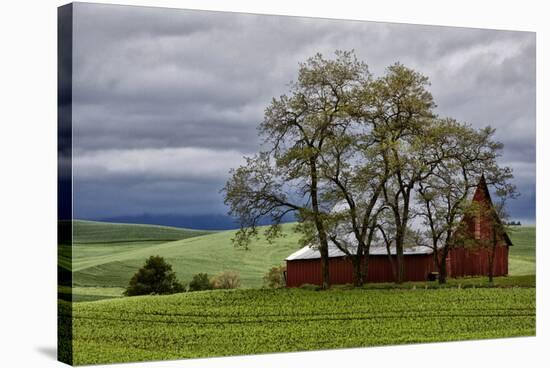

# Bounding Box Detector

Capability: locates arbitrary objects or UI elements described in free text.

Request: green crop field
[59,222,535,301]
[61,287,535,365]
[59,222,536,365]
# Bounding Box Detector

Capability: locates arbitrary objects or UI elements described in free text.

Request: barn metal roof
[285,243,434,261]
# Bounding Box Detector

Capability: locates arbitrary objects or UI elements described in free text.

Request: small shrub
[263,265,286,288]
[124,256,185,296]
[188,273,212,292]
[210,271,241,289]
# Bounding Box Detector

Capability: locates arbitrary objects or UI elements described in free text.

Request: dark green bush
[188,273,212,291]
[124,256,185,296]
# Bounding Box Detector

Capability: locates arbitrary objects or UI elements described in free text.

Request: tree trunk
[438,247,449,284]
[438,267,447,284]
[351,257,363,287]
[314,223,330,289]
[319,244,330,289]
[489,249,495,284]
[309,158,329,289]
[395,230,404,284]
[396,252,404,283]
[384,242,398,282]
[364,253,370,285]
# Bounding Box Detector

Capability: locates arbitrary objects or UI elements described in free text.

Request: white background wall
[0,0,546,367]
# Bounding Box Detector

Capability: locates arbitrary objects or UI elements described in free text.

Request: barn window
[474,213,481,240]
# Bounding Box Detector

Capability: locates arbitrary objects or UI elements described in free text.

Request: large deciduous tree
[223,51,371,289]
[320,135,386,286]
[355,63,437,283]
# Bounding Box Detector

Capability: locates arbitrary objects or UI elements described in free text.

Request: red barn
[285,176,512,287]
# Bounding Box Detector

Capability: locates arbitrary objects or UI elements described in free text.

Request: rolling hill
[58,220,212,272]
[62,221,302,296]
[507,225,536,276]
[72,220,212,243]
[59,221,535,301]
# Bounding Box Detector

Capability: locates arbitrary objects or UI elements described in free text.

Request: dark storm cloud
[71,3,535,221]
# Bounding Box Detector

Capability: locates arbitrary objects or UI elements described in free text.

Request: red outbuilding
[285,176,512,287]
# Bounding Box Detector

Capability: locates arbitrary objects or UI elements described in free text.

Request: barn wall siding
[286,254,436,287]
[447,245,508,278]
[286,246,508,287]
[368,255,436,283]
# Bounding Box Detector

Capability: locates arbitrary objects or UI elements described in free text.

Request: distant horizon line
[78,212,297,231]
[73,212,536,230]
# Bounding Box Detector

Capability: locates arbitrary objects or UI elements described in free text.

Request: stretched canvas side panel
[58,3,73,365]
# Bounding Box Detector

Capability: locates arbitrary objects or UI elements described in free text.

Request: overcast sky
[71,3,536,224]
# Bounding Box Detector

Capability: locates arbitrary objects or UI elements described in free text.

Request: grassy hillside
[58,221,212,272]
[62,287,535,365]
[70,222,301,290]
[72,220,211,243]
[508,226,536,276]
[61,222,535,301]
